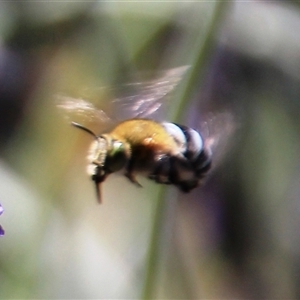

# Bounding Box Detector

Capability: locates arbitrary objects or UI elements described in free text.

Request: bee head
[71,122,128,203]
[88,136,128,203]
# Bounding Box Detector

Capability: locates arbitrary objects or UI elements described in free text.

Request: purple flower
[0,204,4,236]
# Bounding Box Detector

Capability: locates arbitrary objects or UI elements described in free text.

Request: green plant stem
[141,3,228,299]
[170,3,228,123]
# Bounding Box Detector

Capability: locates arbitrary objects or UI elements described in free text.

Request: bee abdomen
[161,122,204,160]
[171,149,212,192]
[150,122,212,192]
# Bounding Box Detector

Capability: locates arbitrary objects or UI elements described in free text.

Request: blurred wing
[112,65,189,119]
[201,111,236,168]
[56,94,113,128]
[56,66,189,131]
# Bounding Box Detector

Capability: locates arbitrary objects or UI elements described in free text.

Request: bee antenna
[71,122,97,139]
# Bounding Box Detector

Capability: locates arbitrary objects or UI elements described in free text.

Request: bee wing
[201,111,236,168]
[111,65,189,120]
[56,94,114,130]
[56,66,189,131]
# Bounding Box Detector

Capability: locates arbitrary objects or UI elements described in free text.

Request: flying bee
[70,118,212,203]
[57,66,234,203]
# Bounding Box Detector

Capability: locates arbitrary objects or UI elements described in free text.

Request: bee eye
[106,141,127,172]
[109,141,124,155]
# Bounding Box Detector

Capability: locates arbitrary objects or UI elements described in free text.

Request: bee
[57,66,233,203]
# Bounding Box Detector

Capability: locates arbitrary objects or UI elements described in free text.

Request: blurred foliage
[1,1,300,299]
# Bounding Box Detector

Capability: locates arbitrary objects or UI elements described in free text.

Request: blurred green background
[1,1,300,299]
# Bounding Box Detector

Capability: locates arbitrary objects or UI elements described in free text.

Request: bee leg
[125,159,143,187]
[125,172,143,187]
